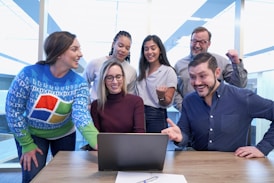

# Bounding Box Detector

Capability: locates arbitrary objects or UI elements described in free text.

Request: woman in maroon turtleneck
[90,58,145,133]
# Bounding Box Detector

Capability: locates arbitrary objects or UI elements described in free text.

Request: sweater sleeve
[78,123,98,148]
[5,69,37,153]
[133,96,145,132]
[90,100,101,131]
[72,82,99,148]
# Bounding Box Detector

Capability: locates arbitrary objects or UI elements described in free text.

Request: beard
[195,78,217,98]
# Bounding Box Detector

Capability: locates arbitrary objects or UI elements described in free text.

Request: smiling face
[190,30,211,57]
[189,62,220,99]
[58,38,83,69]
[105,65,124,94]
[143,40,160,64]
[111,35,131,62]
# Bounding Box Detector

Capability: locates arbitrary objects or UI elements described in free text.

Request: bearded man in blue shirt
[162,52,274,158]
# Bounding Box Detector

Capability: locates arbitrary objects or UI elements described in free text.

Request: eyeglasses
[191,39,209,45]
[105,74,124,82]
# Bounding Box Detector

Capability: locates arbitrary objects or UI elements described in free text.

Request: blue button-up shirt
[178,82,274,155]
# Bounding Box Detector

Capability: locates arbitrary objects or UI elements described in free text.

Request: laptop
[97,133,169,171]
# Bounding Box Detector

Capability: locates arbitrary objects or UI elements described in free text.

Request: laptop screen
[97,133,169,171]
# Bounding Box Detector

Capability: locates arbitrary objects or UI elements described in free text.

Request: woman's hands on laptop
[161,118,183,143]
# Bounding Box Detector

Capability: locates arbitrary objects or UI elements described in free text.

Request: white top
[136,65,177,108]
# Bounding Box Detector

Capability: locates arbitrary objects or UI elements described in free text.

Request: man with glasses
[174,26,248,112]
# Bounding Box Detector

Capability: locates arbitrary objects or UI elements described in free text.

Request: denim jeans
[15,132,76,183]
[144,105,168,133]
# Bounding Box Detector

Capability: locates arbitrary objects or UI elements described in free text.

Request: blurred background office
[0,0,274,170]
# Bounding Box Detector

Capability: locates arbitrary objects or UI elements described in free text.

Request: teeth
[196,85,205,89]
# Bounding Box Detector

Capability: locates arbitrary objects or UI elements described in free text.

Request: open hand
[161,118,183,142]
[20,147,43,171]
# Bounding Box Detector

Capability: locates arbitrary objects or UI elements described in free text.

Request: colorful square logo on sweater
[29,94,72,124]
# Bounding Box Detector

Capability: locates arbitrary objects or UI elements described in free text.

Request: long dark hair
[36,31,76,65]
[109,30,132,62]
[137,35,172,81]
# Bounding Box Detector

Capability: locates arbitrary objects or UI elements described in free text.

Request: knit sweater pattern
[5,64,98,153]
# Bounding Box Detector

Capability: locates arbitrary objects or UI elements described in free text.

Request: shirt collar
[215,80,225,98]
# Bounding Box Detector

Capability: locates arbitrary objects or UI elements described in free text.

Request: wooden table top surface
[31,150,274,183]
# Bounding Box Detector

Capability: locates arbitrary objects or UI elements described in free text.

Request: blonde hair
[97,58,127,110]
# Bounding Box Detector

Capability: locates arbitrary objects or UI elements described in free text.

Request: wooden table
[31,150,274,183]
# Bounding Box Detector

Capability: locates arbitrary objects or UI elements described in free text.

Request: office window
[244,0,274,144]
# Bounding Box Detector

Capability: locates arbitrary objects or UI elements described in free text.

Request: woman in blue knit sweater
[5,31,98,183]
